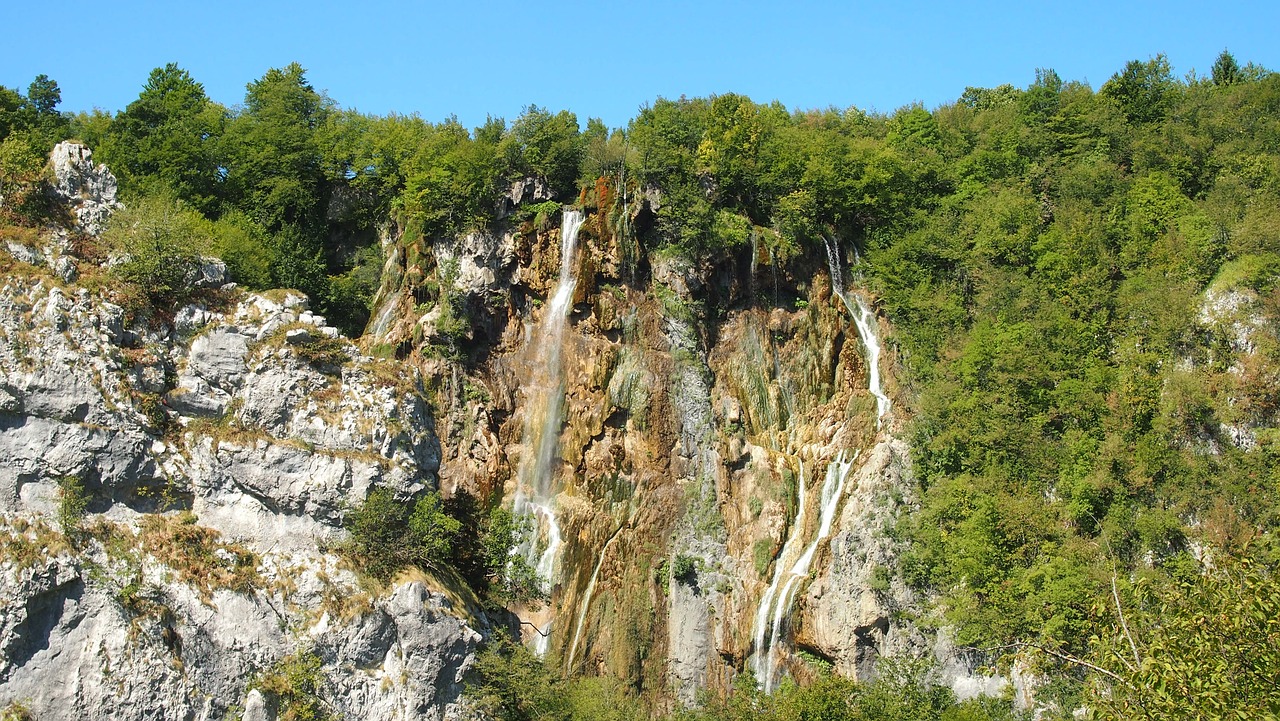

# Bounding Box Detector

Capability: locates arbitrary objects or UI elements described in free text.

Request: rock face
[0,553,480,721]
[49,142,121,236]
[0,262,477,718]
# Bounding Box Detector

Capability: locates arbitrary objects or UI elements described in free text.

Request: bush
[673,554,698,584]
[56,476,88,546]
[255,651,334,721]
[102,194,214,309]
[343,488,460,582]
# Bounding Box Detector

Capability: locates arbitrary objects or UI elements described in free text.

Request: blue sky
[5,0,1278,130]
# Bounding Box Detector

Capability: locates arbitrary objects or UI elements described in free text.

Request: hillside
[0,51,1278,720]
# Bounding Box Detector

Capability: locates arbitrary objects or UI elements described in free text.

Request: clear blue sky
[6,0,1278,131]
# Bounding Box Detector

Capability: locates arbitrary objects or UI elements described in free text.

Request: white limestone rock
[49,142,121,236]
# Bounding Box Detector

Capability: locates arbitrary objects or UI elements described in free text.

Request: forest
[2,49,1278,719]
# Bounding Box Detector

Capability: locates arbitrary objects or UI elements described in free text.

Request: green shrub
[102,194,214,310]
[56,476,88,547]
[342,488,460,582]
[672,553,697,584]
[255,651,334,721]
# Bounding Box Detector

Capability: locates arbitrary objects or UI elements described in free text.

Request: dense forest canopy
[3,50,1279,718]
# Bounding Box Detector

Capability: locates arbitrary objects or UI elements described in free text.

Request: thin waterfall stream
[825,236,892,423]
[751,453,858,691]
[511,209,584,656]
[750,236,892,690]
[566,517,629,671]
[751,459,808,685]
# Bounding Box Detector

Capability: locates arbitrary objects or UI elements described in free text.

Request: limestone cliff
[0,145,482,720]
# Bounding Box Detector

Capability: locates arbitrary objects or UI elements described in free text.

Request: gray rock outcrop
[0,270,477,720]
[49,141,121,236]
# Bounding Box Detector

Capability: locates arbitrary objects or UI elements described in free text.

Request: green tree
[343,488,461,582]
[1102,55,1178,124]
[100,64,225,213]
[25,75,60,117]
[223,62,329,232]
[102,194,215,309]
[1090,557,1280,719]
[221,63,331,301]
[504,105,582,198]
[1211,49,1241,87]
[0,86,27,141]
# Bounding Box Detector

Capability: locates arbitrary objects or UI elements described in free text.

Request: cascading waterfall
[751,460,808,685]
[752,453,858,691]
[750,237,893,690]
[824,236,892,424]
[511,209,584,655]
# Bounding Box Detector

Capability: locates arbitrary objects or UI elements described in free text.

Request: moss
[753,538,774,578]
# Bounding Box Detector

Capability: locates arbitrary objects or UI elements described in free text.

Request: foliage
[677,657,1015,721]
[1101,55,1178,124]
[440,491,545,604]
[56,477,88,546]
[505,105,582,199]
[480,506,546,606]
[469,631,646,721]
[1089,556,1280,719]
[0,132,49,225]
[101,194,214,310]
[96,63,225,213]
[254,651,335,721]
[342,487,460,582]
[672,553,698,584]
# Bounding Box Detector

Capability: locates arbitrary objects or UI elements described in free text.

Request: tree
[1211,49,1241,87]
[101,194,215,309]
[1018,68,1063,121]
[101,64,224,213]
[1090,557,1280,719]
[504,105,581,198]
[1102,55,1178,124]
[26,75,60,117]
[223,62,329,232]
[0,86,26,141]
[343,488,461,581]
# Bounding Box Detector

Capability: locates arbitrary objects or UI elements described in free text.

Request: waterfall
[752,452,858,691]
[511,209,584,655]
[824,236,892,425]
[566,521,627,671]
[748,237,890,690]
[751,460,808,685]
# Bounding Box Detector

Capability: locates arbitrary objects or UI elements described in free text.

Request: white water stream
[751,459,808,685]
[749,237,892,690]
[565,519,627,671]
[511,209,584,656]
[751,453,858,691]
[824,236,892,424]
